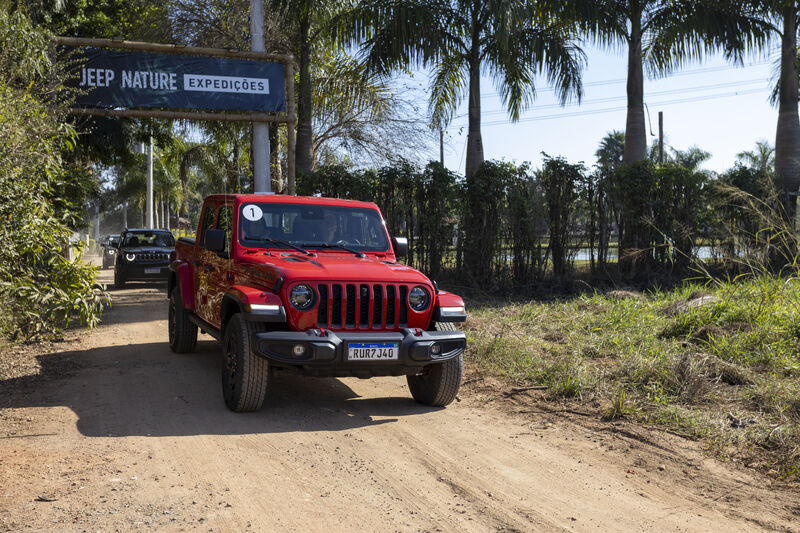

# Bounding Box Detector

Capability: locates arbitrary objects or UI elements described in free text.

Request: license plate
[347,342,399,361]
[144,267,161,274]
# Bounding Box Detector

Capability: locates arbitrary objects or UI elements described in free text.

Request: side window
[217,206,233,252]
[200,205,216,247]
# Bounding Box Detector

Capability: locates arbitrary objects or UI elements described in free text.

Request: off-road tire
[407,321,462,407]
[169,286,197,353]
[221,314,270,412]
[114,269,126,289]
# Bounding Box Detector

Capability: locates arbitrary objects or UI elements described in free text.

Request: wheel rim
[168,292,176,344]
[223,333,238,401]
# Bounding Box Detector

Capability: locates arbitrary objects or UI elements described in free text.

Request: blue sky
[414,43,779,174]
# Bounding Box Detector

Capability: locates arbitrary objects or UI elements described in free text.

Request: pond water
[572,246,716,262]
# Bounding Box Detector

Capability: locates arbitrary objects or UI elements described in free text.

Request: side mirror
[391,236,408,258]
[204,228,226,253]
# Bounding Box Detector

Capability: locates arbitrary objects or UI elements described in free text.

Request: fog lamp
[292,344,307,357]
[430,343,442,356]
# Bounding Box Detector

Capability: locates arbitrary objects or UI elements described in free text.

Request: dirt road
[1,267,797,532]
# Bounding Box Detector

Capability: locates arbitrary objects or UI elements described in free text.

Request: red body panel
[434,290,465,309]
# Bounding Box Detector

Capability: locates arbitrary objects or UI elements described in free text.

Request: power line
[450,87,765,128]
[461,77,767,119]
[477,59,771,100]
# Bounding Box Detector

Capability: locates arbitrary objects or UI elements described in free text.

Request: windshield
[122,231,175,248]
[238,203,389,252]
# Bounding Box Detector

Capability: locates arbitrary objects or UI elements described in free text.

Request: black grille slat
[331,285,342,327]
[135,252,169,262]
[317,284,328,327]
[345,284,356,326]
[313,282,415,330]
[399,285,409,326]
[359,285,370,327]
[373,285,383,327]
[386,286,396,327]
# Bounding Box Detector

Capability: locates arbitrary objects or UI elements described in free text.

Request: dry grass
[463,277,800,480]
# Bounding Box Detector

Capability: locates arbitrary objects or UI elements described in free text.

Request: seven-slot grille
[133,252,170,262]
[315,283,413,330]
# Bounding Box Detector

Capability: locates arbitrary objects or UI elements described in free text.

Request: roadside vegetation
[0,8,105,341]
[464,279,800,480]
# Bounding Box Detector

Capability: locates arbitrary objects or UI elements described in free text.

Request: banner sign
[72,48,285,112]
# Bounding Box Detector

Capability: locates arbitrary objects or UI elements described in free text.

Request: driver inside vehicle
[319,211,339,242]
[242,218,268,241]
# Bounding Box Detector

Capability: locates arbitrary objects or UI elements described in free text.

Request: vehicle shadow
[97,283,168,326]
[0,339,439,438]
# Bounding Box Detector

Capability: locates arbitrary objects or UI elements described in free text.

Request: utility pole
[658,111,664,164]
[147,136,154,227]
[94,203,100,241]
[120,165,127,229]
[251,0,271,193]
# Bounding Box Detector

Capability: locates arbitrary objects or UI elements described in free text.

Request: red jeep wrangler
[168,194,467,412]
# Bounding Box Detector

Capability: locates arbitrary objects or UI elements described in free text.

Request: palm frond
[313,53,393,121]
[485,20,585,119]
[428,53,467,129]
[645,0,773,77]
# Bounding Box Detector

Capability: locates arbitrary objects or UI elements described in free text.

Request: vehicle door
[205,203,234,329]
[194,203,218,324]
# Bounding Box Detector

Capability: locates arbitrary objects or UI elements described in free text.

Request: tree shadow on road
[0,339,440,438]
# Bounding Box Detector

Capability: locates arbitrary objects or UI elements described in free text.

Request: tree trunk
[775,5,800,222]
[464,54,484,178]
[269,122,283,192]
[295,12,314,176]
[623,16,646,164]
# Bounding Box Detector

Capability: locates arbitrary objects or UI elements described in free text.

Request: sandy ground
[0,262,798,532]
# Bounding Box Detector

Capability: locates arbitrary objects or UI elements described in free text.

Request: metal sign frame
[53,36,296,191]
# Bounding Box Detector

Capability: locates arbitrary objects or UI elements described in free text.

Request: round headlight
[108,249,115,254]
[408,286,430,311]
[290,284,316,310]
[125,253,136,262]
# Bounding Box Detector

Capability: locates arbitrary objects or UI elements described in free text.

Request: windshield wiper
[248,237,313,256]
[301,242,365,258]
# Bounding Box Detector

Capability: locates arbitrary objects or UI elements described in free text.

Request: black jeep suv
[114,229,175,288]
[101,234,120,269]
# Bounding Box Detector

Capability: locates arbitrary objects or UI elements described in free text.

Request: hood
[120,246,175,253]
[245,252,431,286]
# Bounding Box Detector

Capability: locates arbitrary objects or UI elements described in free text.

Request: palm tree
[548,1,769,165]
[737,139,775,174]
[766,3,800,218]
[264,0,339,178]
[334,0,585,177]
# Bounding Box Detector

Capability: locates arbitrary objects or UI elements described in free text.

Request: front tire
[407,322,463,407]
[114,269,126,289]
[221,314,270,412]
[169,286,197,353]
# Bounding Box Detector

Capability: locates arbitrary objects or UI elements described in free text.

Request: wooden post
[52,36,292,63]
[286,61,297,195]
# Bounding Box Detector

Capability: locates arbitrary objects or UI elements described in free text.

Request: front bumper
[251,327,466,377]
[117,263,170,281]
